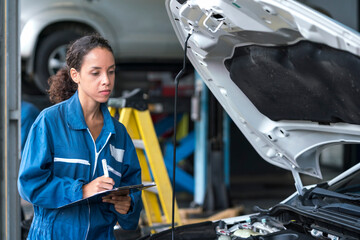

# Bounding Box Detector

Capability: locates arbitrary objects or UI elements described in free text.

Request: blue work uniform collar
[66,91,116,135]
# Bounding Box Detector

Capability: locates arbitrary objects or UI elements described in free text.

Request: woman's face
[71,47,115,105]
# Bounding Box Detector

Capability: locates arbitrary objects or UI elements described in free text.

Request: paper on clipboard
[58,182,156,209]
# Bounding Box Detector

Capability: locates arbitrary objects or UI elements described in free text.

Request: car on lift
[20,0,183,93]
[139,0,360,239]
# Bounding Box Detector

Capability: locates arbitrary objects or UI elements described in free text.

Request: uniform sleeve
[112,131,143,230]
[17,117,84,209]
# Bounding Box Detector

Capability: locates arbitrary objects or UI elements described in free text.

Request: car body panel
[166,0,360,179]
[20,5,114,57]
[21,0,183,76]
[157,1,360,239]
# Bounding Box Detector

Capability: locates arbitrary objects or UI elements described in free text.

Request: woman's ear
[70,68,80,84]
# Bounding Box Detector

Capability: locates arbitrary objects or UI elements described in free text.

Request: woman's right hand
[82,176,115,199]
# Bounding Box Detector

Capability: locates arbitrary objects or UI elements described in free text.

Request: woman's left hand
[102,194,131,214]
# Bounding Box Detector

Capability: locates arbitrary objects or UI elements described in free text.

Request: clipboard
[58,182,156,209]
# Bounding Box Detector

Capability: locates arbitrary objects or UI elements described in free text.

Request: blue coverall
[18,91,142,239]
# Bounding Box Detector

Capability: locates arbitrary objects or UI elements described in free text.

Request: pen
[102,159,109,177]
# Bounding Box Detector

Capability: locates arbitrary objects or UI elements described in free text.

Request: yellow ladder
[108,94,182,230]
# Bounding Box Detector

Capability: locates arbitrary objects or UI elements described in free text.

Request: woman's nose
[101,73,110,85]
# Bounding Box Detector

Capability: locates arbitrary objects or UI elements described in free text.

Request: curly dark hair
[47,34,114,104]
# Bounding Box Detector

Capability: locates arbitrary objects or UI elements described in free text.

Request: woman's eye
[109,70,115,75]
[91,72,99,76]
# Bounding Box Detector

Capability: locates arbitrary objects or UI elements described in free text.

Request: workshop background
[1,0,359,239]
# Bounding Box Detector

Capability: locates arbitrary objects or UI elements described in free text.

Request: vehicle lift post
[0,0,22,239]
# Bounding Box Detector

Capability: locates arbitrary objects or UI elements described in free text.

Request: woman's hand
[82,176,114,199]
[102,191,131,214]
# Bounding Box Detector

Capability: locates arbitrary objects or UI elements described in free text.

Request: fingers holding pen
[96,176,115,190]
[82,176,115,199]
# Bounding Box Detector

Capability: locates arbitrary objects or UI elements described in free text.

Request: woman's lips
[100,90,111,96]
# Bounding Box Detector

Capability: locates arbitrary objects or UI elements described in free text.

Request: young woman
[18,35,142,239]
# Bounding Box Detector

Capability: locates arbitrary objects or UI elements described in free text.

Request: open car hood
[166,0,360,179]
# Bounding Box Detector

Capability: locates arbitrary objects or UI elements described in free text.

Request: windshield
[300,165,360,214]
[328,169,360,195]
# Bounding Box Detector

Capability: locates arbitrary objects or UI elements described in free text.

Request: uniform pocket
[53,147,91,180]
[109,144,125,163]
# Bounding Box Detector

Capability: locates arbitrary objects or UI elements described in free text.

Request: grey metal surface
[166,0,360,179]
[0,0,21,239]
[20,0,183,68]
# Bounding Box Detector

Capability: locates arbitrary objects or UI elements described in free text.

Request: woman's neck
[78,92,104,141]
[82,101,102,123]
[78,91,101,120]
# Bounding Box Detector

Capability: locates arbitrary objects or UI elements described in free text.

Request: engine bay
[215,202,360,240]
[216,215,333,240]
[140,192,360,240]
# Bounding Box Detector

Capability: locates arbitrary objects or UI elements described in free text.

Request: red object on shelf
[162,85,194,97]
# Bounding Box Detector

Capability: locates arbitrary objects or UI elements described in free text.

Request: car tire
[34,30,83,93]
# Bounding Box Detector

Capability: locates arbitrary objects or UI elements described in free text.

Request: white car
[140,0,360,239]
[20,0,183,92]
